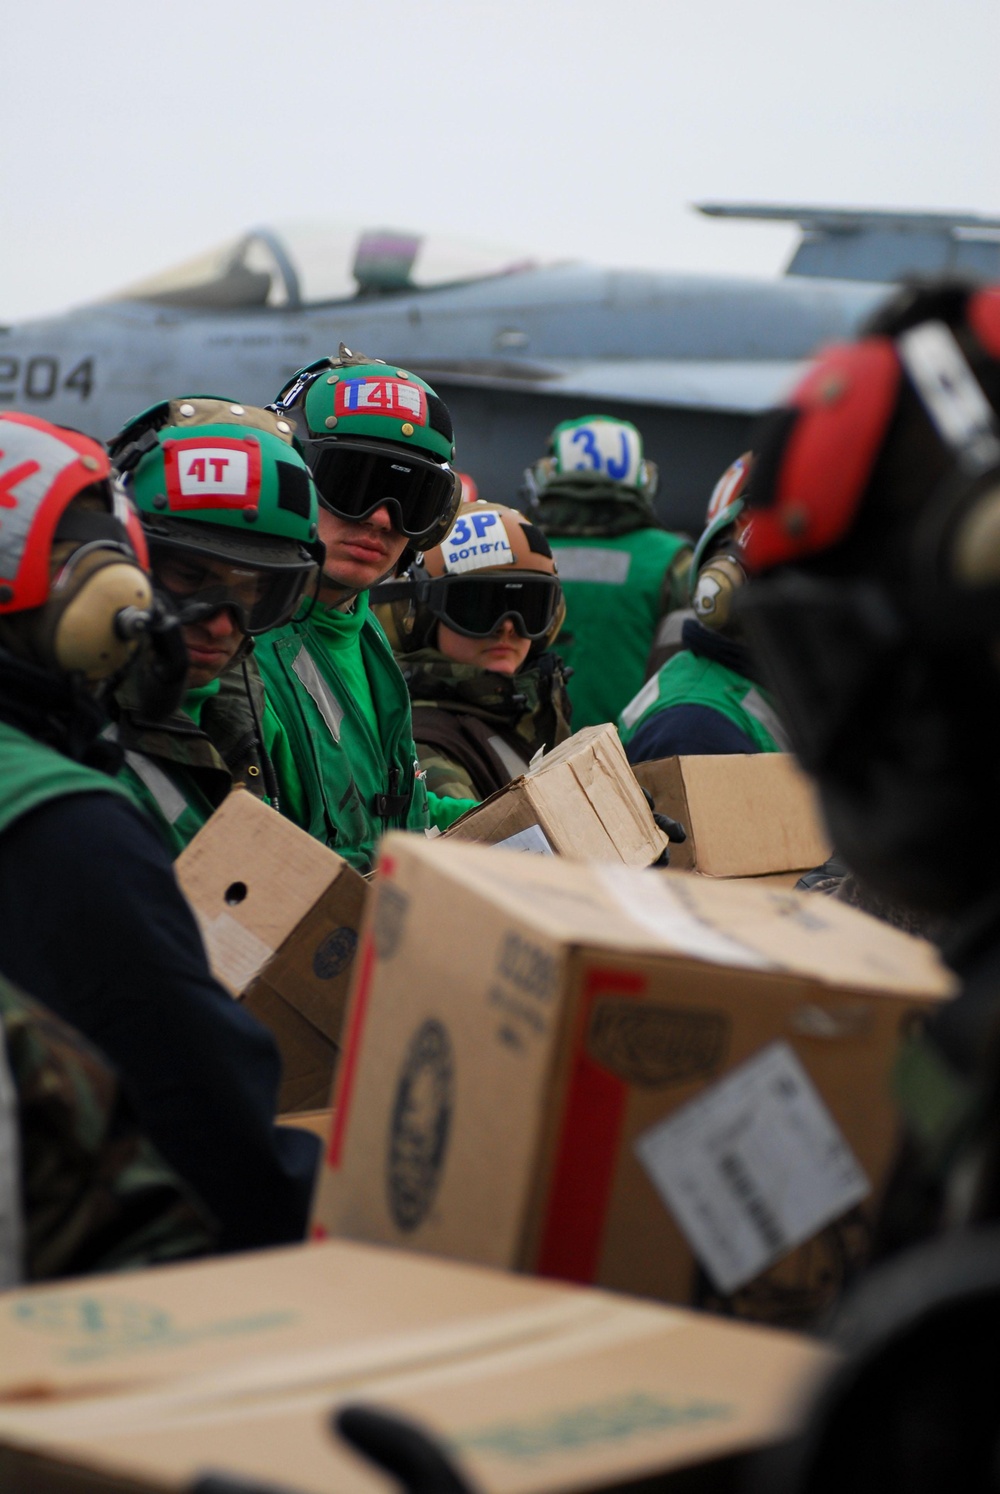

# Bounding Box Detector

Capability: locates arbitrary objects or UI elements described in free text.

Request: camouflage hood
[534,473,660,538]
[399,648,572,755]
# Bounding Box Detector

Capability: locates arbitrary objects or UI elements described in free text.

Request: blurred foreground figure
[741,282,1000,1249]
[527,415,691,727]
[376,500,571,799]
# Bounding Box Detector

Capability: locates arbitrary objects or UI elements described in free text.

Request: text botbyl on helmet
[271,346,461,567]
[110,397,324,635]
[378,501,565,660]
[0,411,156,681]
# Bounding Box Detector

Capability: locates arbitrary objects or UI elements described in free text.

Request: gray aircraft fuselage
[0,263,886,532]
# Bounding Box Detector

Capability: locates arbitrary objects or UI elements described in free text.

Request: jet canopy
[111,223,546,310]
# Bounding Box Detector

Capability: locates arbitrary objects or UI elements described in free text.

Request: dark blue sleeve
[625,705,759,764]
[0,792,319,1252]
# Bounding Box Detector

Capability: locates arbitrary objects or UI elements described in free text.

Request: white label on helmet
[442,510,515,574]
[705,453,751,527]
[335,377,428,424]
[897,321,1000,472]
[555,421,642,486]
[164,438,261,512]
[0,420,80,584]
[178,447,250,497]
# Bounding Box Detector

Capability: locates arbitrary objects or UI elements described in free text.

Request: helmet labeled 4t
[271,346,461,552]
[111,397,323,635]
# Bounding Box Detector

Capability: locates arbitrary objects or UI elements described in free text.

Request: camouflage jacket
[110,659,270,855]
[399,649,573,800]
[0,977,214,1283]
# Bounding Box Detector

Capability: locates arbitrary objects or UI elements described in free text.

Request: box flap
[374,837,954,998]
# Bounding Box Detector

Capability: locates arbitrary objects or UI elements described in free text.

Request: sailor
[255,349,476,871]
[617,459,789,762]
[526,415,692,728]
[107,398,324,855]
[0,412,319,1250]
[739,281,1000,1251]
[374,500,571,800]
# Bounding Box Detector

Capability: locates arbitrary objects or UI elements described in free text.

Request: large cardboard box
[632,754,831,879]
[0,1239,832,1494]
[176,791,367,1112]
[444,723,667,866]
[315,836,953,1324]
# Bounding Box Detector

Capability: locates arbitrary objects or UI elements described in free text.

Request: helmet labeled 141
[270,346,461,556]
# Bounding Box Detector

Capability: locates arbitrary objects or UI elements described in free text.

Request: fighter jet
[2,207,996,527]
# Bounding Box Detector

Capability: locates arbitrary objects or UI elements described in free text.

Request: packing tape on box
[597,867,773,971]
[194,910,275,994]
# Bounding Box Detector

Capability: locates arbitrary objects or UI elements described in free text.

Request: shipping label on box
[445,723,667,866]
[176,791,367,1111]
[632,753,831,878]
[315,836,953,1326]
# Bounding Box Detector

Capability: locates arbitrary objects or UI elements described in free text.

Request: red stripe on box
[536,966,646,1283]
[326,933,377,1168]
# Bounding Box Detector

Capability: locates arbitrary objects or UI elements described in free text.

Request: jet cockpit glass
[111,224,539,311]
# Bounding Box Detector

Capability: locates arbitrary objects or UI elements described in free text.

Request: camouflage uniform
[110,658,272,856]
[0,976,214,1282]
[400,649,573,801]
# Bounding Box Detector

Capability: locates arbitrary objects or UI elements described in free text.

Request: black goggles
[378,572,562,640]
[148,539,319,636]
[309,439,457,539]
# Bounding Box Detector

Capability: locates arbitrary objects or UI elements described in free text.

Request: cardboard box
[176,791,368,1112]
[632,754,831,878]
[0,1239,832,1494]
[445,723,667,866]
[315,836,953,1325]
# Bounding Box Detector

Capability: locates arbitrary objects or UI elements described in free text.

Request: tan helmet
[376,500,565,658]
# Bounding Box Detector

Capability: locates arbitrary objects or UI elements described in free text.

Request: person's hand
[641,788,687,867]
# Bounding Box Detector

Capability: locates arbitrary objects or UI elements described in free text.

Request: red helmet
[743,285,1000,576]
[0,412,147,615]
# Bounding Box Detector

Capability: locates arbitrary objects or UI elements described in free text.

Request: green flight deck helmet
[109,396,324,636]
[523,414,660,536]
[270,345,462,571]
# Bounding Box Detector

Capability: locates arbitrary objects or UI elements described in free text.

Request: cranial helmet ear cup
[692,554,745,632]
[948,483,1000,587]
[47,551,154,681]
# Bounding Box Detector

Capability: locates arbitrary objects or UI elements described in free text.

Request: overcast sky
[2,0,997,321]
